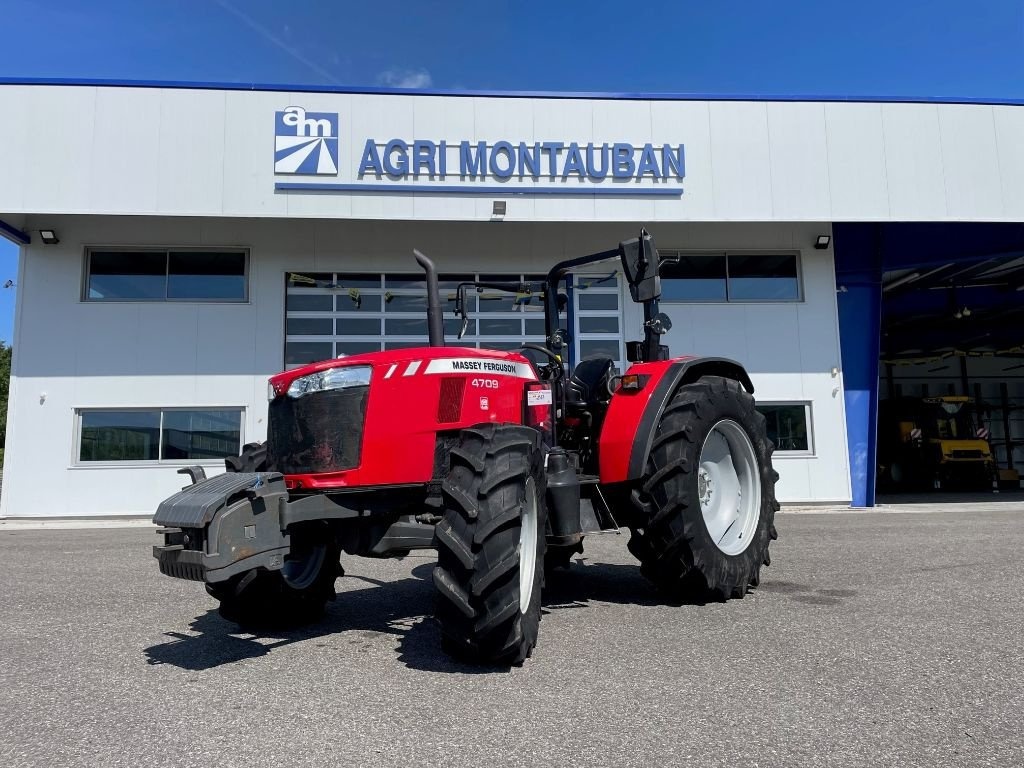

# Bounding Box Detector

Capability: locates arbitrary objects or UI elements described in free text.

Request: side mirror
[619,228,661,303]
[458,314,469,340]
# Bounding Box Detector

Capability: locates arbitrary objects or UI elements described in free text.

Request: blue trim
[2,77,1023,107]
[834,225,883,508]
[275,182,683,197]
[0,219,30,246]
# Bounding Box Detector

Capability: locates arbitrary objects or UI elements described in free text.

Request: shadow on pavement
[143,557,698,674]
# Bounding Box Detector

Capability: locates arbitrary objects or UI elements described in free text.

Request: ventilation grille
[437,377,466,423]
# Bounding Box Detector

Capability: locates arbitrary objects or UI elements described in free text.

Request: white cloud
[377,68,433,89]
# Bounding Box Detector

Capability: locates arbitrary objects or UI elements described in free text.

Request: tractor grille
[437,377,465,423]
[267,386,368,474]
[951,449,984,459]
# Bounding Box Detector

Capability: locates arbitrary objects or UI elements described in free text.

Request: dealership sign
[273,106,684,197]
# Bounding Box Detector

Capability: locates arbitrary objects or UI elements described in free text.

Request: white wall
[0,216,849,517]
[0,85,1021,224]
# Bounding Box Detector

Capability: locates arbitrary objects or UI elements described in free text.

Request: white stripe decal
[423,358,536,379]
[403,360,422,376]
[384,364,398,379]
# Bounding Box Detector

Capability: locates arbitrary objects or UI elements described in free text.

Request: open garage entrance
[835,223,1024,506]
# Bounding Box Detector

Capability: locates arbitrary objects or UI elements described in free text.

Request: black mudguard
[626,357,754,481]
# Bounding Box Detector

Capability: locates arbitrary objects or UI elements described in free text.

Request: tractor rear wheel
[207,522,340,627]
[630,376,779,600]
[434,424,547,665]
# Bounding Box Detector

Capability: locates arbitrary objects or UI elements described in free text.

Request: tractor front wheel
[207,522,340,627]
[630,376,779,600]
[433,424,547,665]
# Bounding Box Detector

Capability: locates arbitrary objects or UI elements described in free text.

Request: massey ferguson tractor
[153,230,779,665]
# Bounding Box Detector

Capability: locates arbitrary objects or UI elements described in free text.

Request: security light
[491,201,506,220]
[814,235,831,250]
[39,230,59,245]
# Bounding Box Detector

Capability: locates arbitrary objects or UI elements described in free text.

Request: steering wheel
[518,344,564,380]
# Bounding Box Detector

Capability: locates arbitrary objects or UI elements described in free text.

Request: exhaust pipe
[413,249,445,347]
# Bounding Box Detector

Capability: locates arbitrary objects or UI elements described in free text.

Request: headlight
[287,365,372,399]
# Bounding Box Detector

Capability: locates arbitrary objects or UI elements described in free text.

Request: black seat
[566,355,615,405]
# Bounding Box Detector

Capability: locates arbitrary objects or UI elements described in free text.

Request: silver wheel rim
[697,419,761,556]
[281,538,327,590]
[519,477,539,613]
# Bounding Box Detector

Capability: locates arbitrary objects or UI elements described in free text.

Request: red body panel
[598,356,696,484]
[268,347,538,490]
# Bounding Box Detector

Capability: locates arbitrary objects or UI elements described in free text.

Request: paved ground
[1,510,1022,768]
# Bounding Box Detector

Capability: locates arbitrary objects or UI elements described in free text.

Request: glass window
[336,317,382,336]
[334,273,382,289]
[446,318,473,338]
[385,295,428,313]
[384,274,425,289]
[78,408,242,462]
[286,341,333,366]
[757,403,811,452]
[286,294,333,312]
[385,318,428,336]
[79,410,160,461]
[524,318,546,337]
[384,340,426,350]
[579,316,619,334]
[87,249,247,301]
[337,293,382,312]
[337,341,383,356]
[287,318,333,336]
[287,272,333,288]
[167,251,246,300]
[161,409,243,460]
[580,339,621,360]
[479,318,523,336]
[578,293,618,311]
[87,251,167,300]
[660,251,801,302]
[661,253,727,301]
[728,254,800,301]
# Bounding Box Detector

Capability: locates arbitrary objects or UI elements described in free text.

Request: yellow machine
[878,396,996,490]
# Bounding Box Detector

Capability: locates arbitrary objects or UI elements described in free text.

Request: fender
[598,356,754,484]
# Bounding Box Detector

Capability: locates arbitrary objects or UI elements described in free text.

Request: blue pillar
[834,224,883,508]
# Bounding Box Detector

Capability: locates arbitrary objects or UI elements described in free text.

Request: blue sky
[1,0,1022,343]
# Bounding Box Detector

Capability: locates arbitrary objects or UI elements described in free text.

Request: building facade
[1,82,1022,516]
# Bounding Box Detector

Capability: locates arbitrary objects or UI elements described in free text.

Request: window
[757,403,812,453]
[573,272,624,368]
[85,249,247,301]
[77,408,243,463]
[284,271,563,368]
[661,251,800,302]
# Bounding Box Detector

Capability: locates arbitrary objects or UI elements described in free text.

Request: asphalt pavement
[1,509,1022,767]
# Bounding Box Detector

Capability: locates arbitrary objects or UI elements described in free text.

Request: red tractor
[153,230,779,665]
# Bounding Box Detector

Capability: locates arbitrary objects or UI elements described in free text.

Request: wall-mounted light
[814,234,831,250]
[39,229,59,245]
[491,201,506,221]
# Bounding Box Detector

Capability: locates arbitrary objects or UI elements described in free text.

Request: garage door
[285,270,627,370]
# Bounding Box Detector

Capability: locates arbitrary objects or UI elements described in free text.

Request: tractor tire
[630,375,779,600]
[207,522,340,628]
[224,441,269,473]
[433,424,547,665]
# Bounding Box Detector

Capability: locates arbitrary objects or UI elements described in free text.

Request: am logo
[274,106,339,175]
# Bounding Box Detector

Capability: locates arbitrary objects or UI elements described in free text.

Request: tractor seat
[566,355,615,406]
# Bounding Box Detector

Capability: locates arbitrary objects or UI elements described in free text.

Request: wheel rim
[281,535,327,590]
[697,419,761,556]
[519,477,539,613]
